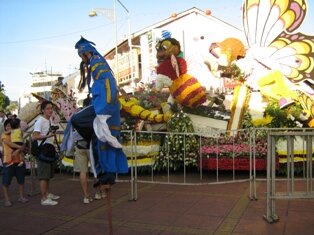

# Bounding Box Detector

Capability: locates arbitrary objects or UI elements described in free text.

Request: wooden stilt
[102,184,113,235]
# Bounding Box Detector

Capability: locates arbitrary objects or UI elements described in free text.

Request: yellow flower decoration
[251,114,273,127]
[119,97,171,123]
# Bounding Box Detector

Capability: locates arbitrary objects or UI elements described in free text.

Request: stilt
[102,184,113,235]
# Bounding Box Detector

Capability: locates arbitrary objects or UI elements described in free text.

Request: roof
[104,7,243,56]
[134,7,241,38]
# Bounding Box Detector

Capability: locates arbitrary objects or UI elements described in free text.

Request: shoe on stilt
[93,173,115,188]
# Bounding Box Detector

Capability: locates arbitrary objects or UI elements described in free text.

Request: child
[10,118,25,167]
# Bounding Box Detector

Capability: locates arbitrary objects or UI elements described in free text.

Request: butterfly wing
[242,0,314,93]
[243,0,307,47]
[296,90,314,119]
[268,32,314,83]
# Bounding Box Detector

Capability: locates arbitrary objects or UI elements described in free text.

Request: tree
[6,101,18,113]
[0,81,10,110]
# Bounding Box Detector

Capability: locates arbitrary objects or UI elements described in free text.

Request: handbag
[31,139,40,156]
[38,143,57,163]
[32,122,58,163]
[31,129,50,156]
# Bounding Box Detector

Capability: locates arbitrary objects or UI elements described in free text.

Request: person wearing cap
[69,37,128,187]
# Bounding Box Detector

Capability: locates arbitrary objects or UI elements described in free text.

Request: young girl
[1,118,28,207]
[10,118,25,167]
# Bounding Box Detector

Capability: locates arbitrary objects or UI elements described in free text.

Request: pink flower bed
[200,157,267,170]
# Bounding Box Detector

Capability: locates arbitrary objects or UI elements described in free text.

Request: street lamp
[89,0,133,90]
[116,0,134,92]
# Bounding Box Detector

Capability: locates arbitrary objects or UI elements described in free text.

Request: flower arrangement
[120,97,171,123]
[264,100,306,128]
[153,111,199,171]
[200,133,268,171]
[201,134,267,159]
[244,100,307,129]
[133,90,168,110]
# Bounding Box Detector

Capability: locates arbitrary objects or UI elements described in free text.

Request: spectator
[32,100,59,206]
[1,118,29,207]
[0,110,6,123]
[6,113,13,119]
[73,131,104,204]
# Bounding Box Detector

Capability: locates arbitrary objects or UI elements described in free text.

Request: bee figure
[155,37,207,108]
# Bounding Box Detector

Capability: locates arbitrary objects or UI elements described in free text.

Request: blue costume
[70,37,128,185]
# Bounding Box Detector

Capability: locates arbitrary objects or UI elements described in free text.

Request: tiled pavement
[0,172,314,235]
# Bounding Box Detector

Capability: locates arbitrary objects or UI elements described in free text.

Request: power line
[0,24,111,45]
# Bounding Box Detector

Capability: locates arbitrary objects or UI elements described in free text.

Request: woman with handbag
[32,100,60,206]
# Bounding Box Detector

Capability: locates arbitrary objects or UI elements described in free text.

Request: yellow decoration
[257,70,298,101]
[308,118,314,127]
[279,156,314,164]
[251,115,273,127]
[228,85,250,136]
[119,97,171,123]
[219,37,246,65]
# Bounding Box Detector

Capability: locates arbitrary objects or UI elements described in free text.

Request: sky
[0,0,314,102]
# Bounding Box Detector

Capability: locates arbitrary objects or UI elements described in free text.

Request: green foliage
[264,100,304,128]
[0,92,10,110]
[154,111,199,171]
[0,82,10,110]
[6,101,18,113]
[277,162,313,176]
[220,63,245,82]
[241,111,253,129]
[244,100,306,130]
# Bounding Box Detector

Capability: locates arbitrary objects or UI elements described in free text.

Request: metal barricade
[128,129,259,201]
[264,130,314,223]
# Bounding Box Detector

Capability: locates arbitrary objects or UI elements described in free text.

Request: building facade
[19,70,63,109]
[104,7,245,93]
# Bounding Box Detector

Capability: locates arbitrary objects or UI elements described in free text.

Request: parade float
[19,0,314,174]
[200,0,314,171]
[117,0,314,172]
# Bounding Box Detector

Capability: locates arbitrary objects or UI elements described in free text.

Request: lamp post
[89,0,133,89]
[116,0,134,92]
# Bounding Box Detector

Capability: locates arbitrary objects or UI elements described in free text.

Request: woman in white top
[32,101,60,206]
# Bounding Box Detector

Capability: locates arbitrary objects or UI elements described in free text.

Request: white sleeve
[33,118,42,133]
[155,74,173,91]
[93,115,122,148]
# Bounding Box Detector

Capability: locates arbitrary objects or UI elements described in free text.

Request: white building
[62,70,89,107]
[19,70,63,108]
[103,7,245,93]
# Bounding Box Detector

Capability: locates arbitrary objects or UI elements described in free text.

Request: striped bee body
[170,73,207,108]
[156,55,207,108]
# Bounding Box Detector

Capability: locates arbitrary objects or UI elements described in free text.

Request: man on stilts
[71,36,128,188]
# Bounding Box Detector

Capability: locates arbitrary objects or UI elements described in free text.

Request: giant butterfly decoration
[240,0,314,122]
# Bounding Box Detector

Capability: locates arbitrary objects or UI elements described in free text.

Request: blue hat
[161,30,172,40]
[75,36,98,55]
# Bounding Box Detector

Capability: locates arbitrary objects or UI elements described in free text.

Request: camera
[50,125,59,132]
